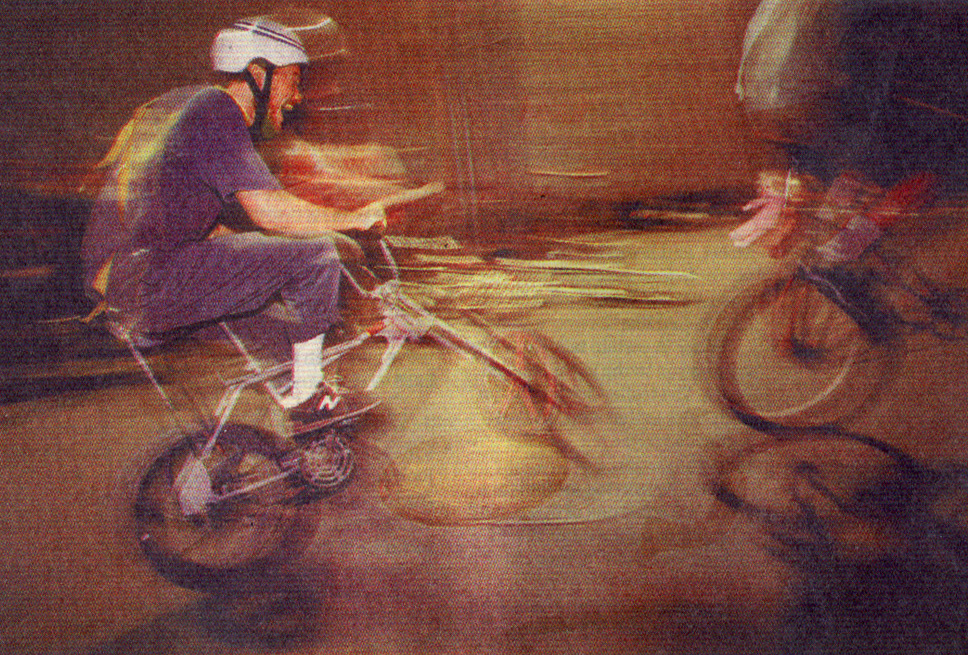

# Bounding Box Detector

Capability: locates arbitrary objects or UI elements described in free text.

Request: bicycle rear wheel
[132,424,307,591]
[707,273,896,428]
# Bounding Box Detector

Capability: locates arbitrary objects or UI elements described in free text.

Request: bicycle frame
[796,242,968,346]
[169,237,587,512]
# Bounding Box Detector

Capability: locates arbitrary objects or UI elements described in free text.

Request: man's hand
[237,188,384,236]
[348,182,444,233]
[350,201,387,232]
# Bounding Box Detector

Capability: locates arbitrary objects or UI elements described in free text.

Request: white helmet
[265,8,348,61]
[211,17,309,73]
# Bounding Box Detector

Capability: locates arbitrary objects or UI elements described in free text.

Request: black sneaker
[288,381,380,431]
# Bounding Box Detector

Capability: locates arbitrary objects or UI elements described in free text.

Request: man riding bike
[82,16,386,424]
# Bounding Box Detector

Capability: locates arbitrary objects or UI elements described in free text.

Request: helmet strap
[243,64,275,142]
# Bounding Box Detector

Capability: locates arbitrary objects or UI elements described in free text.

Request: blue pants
[110,232,343,345]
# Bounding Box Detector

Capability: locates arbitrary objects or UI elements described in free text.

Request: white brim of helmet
[212,17,309,73]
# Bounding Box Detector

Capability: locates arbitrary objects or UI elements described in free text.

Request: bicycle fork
[798,265,896,343]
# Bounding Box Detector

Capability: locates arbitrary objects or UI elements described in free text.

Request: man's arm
[236,188,385,236]
[283,175,409,209]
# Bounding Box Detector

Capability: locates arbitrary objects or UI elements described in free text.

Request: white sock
[281,335,324,408]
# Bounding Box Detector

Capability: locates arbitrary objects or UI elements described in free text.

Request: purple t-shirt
[82,86,280,289]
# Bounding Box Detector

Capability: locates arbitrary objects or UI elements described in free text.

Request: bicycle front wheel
[132,424,307,591]
[461,327,609,436]
[707,273,896,428]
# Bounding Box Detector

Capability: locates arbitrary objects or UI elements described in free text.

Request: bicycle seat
[99,308,165,350]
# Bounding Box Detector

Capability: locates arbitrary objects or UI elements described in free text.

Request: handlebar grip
[365,320,387,336]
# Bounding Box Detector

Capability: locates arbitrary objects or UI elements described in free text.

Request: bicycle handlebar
[365,182,444,212]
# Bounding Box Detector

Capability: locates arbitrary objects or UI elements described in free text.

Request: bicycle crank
[299,431,355,491]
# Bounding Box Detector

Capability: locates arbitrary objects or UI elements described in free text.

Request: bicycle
[119,232,608,591]
[394,252,701,320]
[704,181,968,429]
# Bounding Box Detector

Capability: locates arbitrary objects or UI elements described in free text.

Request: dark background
[5,0,968,320]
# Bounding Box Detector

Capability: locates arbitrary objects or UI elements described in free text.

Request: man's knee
[234,233,341,272]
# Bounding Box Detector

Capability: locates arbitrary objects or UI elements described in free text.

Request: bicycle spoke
[711,274,895,426]
[461,325,608,441]
[133,426,305,590]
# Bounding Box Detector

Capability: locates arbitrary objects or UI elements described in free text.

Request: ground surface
[4,217,968,654]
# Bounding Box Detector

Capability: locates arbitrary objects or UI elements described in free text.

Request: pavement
[4,217,968,654]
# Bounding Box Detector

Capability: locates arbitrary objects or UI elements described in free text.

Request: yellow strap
[80,257,114,324]
[80,299,108,324]
[91,256,113,296]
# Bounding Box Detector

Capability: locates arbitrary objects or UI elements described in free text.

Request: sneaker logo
[316,394,340,411]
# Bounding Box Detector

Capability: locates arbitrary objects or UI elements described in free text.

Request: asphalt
[4,217,968,655]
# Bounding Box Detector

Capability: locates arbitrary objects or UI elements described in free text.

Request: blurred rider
[81,16,383,423]
[256,8,412,216]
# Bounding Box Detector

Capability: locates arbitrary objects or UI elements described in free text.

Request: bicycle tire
[706,273,897,428]
[464,327,609,435]
[131,423,309,591]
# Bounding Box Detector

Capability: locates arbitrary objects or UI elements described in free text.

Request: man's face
[301,60,343,106]
[286,60,359,140]
[265,64,303,135]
